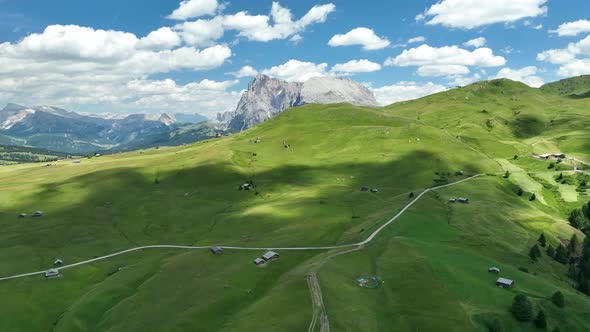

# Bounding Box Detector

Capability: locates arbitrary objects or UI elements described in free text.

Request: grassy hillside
[0,144,68,165]
[0,79,589,331]
[541,75,590,98]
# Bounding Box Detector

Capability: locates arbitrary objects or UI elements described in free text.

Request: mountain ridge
[0,104,211,153]
[217,74,378,131]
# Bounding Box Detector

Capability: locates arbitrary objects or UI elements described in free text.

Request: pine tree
[568,234,579,255]
[554,245,569,264]
[538,233,547,247]
[530,244,542,261]
[504,170,510,178]
[534,310,547,329]
[512,294,533,321]
[409,192,414,198]
[517,188,524,196]
[557,173,563,181]
[530,193,536,201]
[579,236,590,295]
[551,291,565,308]
[488,318,502,332]
[546,245,555,257]
[568,209,588,230]
[567,264,577,280]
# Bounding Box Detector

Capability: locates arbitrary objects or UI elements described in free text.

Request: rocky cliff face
[217,75,303,132]
[217,75,378,131]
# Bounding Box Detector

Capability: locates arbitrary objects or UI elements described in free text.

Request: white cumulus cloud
[167,0,219,20]
[261,59,328,82]
[537,34,590,76]
[492,66,544,87]
[328,27,390,50]
[0,24,233,115]
[386,45,505,67]
[174,2,335,45]
[416,0,548,29]
[416,65,470,77]
[408,36,426,44]
[331,59,382,75]
[549,19,590,37]
[138,27,182,50]
[227,65,259,78]
[463,37,486,48]
[371,81,448,105]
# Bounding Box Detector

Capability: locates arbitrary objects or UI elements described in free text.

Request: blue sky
[1,0,590,117]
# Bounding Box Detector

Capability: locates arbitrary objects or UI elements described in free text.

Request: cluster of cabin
[360,186,379,193]
[532,153,566,160]
[44,259,64,278]
[209,247,280,266]
[18,211,44,218]
[254,251,279,265]
[449,197,469,204]
[488,266,515,288]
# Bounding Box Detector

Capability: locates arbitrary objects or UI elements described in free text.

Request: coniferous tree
[546,245,555,257]
[488,318,502,332]
[551,291,565,308]
[538,233,547,247]
[530,193,537,201]
[569,208,589,230]
[517,188,524,196]
[579,236,590,295]
[504,170,510,178]
[567,264,577,280]
[512,294,533,321]
[534,310,547,329]
[568,234,579,255]
[530,244,542,261]
[554,245,569,264]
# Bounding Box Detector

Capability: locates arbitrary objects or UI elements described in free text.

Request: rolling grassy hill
[0,79,589,331]
[540,75,590,98]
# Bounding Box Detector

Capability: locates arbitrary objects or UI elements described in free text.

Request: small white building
[496,277,514,288]
[488,267,500,274]
[54,259,63,266]
[32,211,44,217]
[45,269,59,278]
[262,251,279,261]
[72,159,81,164]
[254,258,265,265]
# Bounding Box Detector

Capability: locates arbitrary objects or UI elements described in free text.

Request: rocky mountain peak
[217,75,377,132]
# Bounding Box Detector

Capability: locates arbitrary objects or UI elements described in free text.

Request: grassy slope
[0,79,589,331]
[540,75,590,98]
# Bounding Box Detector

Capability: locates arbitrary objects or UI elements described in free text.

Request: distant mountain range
[0,103,210,153]
[217,74,378,131]
[4,74,589,156]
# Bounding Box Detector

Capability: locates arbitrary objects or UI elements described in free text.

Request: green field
[0,79,589,331]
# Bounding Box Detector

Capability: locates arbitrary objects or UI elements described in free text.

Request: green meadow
[0,79,589,331]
